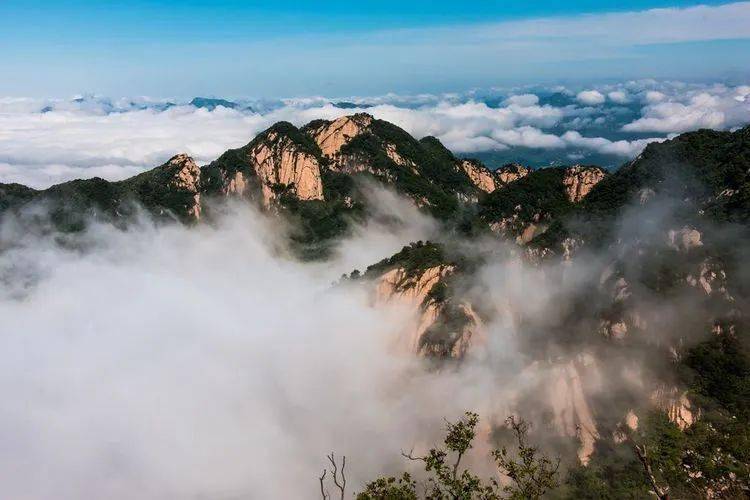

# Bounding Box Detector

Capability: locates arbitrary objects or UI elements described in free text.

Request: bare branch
[340,456,346,499]
[632,443,670,500]
[506,415,528,448]
[401,447,425,462]
[319,470,329,500]
[327,452,346,500]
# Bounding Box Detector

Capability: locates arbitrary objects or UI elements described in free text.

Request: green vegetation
[338,119,478,220]
[278,173,365,261]
[0,155,209,231]
[562,331,750,498]
[0,183,38,214]
[320,413,560,500]
[265,121,324,157]
[361,241,450,281]
[118,161,198,223]
[575,125,750,244]
[478,168,572,234]
[21,177,126,232]
[684,332,750,417]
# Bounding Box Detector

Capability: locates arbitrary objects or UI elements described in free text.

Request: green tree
[493,416,560,500]
[329,412,559,500]
[357,474,418,500]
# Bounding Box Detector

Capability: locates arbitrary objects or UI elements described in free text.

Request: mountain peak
[304,113,374,158]
[189,97,237,110]
[165,153,196,168]
[247,122,324,205]
[162,154,200,190]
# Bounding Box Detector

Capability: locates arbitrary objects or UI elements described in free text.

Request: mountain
[189,97,239,110]
[0,113,607,235]
[2,115,749,495]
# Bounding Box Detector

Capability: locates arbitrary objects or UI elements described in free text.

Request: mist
[0,186,510,499]
[0,169,745,498]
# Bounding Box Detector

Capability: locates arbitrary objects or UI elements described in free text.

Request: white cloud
[1,80,749,188]
[0,98,741,498]
[623,86,750,133]
[576,90,606,106]
[503,94,540,107]
[607,91,630,104]
[0,176,690,498]
[471,2,750,45]
[492,126,566,149]
[644,91,667,103]
[0,187,641,499]
[561,131,663,157]
[0,104,352,187]
[0,205,455,499]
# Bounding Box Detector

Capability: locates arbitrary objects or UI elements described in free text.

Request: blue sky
[1,1,749,97]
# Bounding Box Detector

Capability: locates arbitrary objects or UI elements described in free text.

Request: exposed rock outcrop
[668,226,703,251]
[164,154,202,220]
[533,356,600,464]
[384,142,417,170]
[495,163,530,186]
[308,114,419,178]
[686,258,732,300]
[562,165,607,203]
[448,303,485,358]
[516,222,548,245]
[650,386,698,430]
[376,265,452,305]
[374,265,484,357]
[460,159,498,193]
[248,129,324,205]
[219,170,248,197]
[307,113,373,158]
[376,265,452,353]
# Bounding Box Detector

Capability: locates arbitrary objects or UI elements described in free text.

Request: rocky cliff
[249,128,324,205]
[495,162,531,186]
[364,242,485,358]
[305,113,373,158]
[562,165,607,203]
[160,154,203,219]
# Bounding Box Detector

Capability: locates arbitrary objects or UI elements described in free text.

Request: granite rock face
[562,165,607,203]
[495,163,530,186]
[248,129,324,205]
[163,154,203,220]
[459,159,498,193]
[307,113,373,158]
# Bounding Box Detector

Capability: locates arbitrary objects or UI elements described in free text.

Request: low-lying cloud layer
[0,203,441,499]
[0,194,594,499]
[0,80,748,188]
[0,167,744,497]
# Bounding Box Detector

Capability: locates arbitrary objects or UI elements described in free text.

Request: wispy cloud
[2,4,750,96]
[470,2,750,45]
